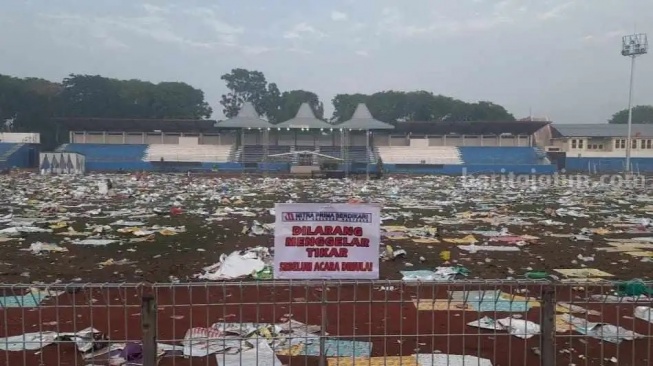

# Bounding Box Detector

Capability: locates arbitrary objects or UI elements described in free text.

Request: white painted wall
[0,132,40,143]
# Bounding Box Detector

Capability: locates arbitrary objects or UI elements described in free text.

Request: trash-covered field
[1,172,653,283]
[2,172,653,365]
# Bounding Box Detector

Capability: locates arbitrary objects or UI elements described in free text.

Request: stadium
[2,102,652,176]
[2,102,653,366]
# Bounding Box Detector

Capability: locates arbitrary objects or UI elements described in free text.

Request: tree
[1,73,213,149]
[59,74,212,119]
[59,74,123,118]
[331,93,369,122]
[331,91,514,123]
[219,69,325,123]
[276,90,324,122]
[609,105,653,124]
[0,75,62,148]
[219,69,270,119]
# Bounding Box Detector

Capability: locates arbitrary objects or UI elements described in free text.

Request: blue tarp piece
[302,338,372,357]
[449,290,534,313]
[0,293,47,308]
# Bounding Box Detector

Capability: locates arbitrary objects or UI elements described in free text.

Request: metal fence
[1,280,652,366]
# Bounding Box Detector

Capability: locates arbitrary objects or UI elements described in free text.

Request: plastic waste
[615,279,653,297]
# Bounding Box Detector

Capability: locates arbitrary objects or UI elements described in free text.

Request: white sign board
[273,203,380,280]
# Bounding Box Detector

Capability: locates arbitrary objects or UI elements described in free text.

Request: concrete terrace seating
[377,146,463,165]
[60,144,147,162]
[458,147,541,165]
[239,145,373,164]
[144,144,233,163]
[242,145,291,162]
[318,146,341,159]
[315,146,371,163]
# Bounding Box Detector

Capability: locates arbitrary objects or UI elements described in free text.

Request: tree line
[218,68,515,123]
[0,74,211,148]
[1,69,651,148]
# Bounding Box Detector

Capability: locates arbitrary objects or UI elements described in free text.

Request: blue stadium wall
[565,157,653,173]
[382,164,556,175]
[79,161,556,174]
[56,143,558,175]
[83,161,248,172]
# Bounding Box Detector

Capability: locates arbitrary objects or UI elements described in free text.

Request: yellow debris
[159,228,178,236]
[439,250,451,261]
[276,343,304,356]
[49,222,68,230]
[444,235,478,244]
[412,238,440,244]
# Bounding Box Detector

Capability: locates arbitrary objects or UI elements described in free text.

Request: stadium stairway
[534,147,551,164]
[228,145,238,162]
[0,142,33,170]
[368,147,377,164]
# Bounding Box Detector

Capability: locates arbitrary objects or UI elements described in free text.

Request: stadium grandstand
[0,102,640,175]
[50,102,556,175]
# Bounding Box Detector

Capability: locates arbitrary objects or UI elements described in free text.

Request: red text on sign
[292,226,363,236]
[306,247,348,258]
[278,261,374,272]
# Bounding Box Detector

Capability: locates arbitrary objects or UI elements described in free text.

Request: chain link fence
[1,280,652,365]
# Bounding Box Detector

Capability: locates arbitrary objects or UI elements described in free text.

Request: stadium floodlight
[622,33,648,172]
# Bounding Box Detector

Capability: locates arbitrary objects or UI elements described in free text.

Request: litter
[0,327,104,351]
[467,316,540,339]
[560,314,643,343]
[634,306,653,323]
[401,266,469,281]
[197,247,270,280]
[22,242,68,254]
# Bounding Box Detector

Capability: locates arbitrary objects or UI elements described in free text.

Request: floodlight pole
[625,55,635,173]
[622,33,648,173]
[365,130,370,181]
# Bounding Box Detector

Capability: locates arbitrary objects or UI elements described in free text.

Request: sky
[0,0,652,124]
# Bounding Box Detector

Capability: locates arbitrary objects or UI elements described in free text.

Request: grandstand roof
[276,103,335,129]
[551,123,653,138]
[390,120,549,135]
[336,104,395,130]
[214,102,274,129]
[55,118,217,132]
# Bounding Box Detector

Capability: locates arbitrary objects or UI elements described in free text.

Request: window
[599,144,603,149]
[633,140,637,149]
[578,140,584,149]
[571,139,577,149]
[614,139,628,149]
[647,140,652,149]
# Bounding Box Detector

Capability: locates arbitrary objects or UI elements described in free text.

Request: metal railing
[1,280,652,365]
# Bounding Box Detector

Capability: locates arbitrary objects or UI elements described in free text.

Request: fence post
[540,287,555,366]
[319,281,328,366]
[141,294,158,366]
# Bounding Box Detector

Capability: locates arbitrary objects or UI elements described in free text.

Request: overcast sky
[1,0,652,123]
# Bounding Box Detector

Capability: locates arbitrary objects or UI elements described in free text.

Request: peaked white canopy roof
[276,103,334,129]
[337,103,394,130]
[215,102,274,129]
